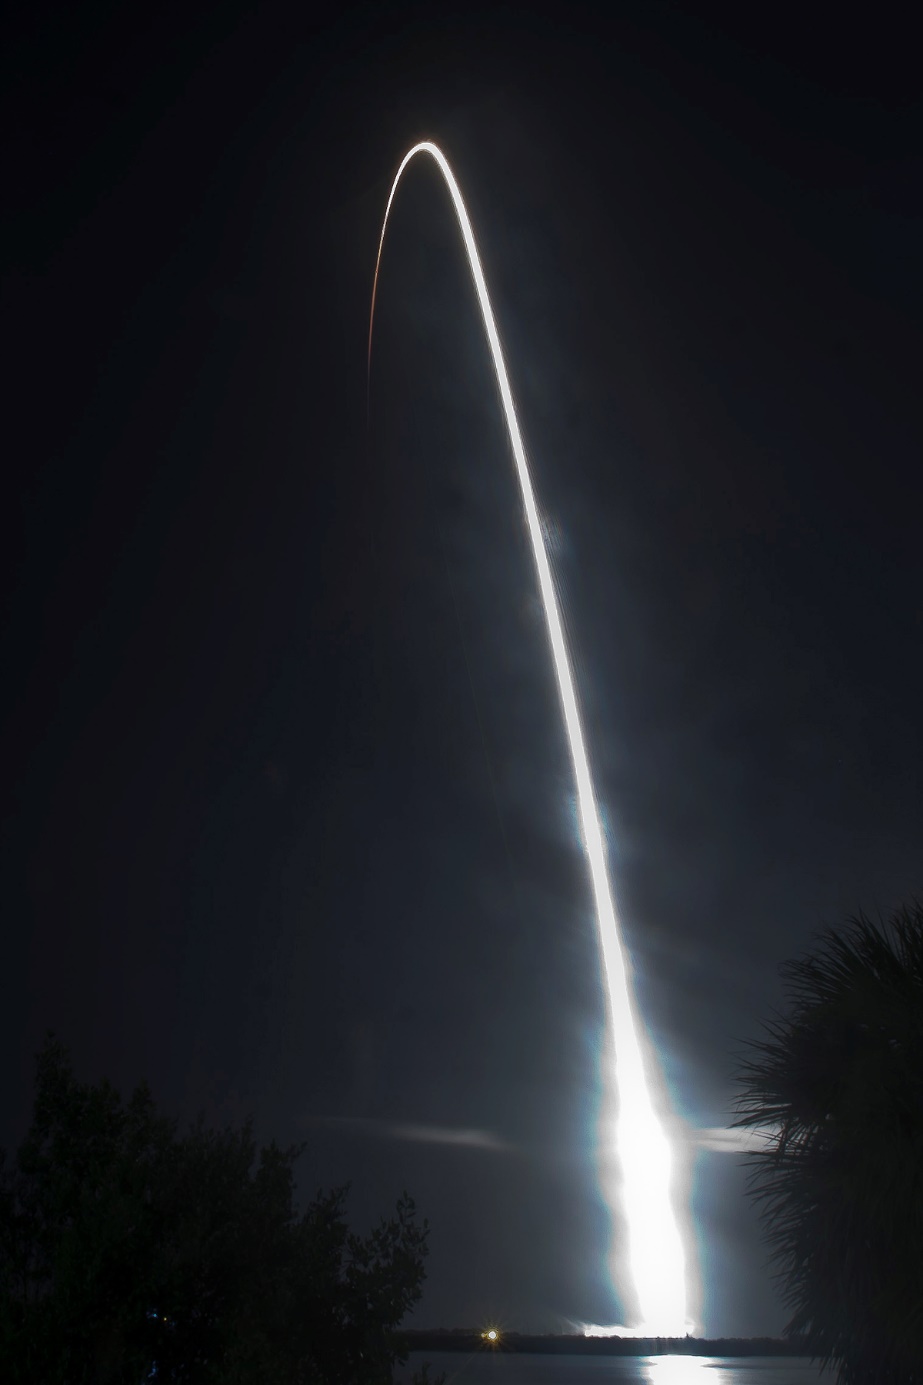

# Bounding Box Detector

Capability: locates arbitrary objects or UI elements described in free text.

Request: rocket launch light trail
[368,141,688,1335]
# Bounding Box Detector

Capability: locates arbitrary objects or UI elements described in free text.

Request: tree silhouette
[0,1038,431,1383]
[735,901,923,1383]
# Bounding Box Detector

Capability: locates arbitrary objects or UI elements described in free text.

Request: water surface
[401,1352,826,1385]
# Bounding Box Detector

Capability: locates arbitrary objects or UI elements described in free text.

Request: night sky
[3,0,922,1340]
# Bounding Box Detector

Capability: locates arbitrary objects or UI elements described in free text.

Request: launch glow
[368,141,688,1335]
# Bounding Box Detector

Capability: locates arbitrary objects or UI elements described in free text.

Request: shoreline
[403,1334,812,1358]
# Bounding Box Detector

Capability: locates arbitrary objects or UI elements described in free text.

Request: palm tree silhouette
[735,901,923,1383]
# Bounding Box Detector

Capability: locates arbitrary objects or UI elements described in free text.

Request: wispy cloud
[305,1115,513,1152]
[306,1115,775,1157]
[688,1125,777,1154]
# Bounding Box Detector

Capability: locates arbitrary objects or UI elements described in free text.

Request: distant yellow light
[487,1330,497,1341]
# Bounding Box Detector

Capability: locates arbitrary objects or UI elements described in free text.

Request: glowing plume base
[580,1325,696,1340]
[369,140,690,1336]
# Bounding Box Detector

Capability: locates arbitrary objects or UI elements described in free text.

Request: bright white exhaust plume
[368,141,688,1335]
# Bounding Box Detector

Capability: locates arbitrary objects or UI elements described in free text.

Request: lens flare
[368,141,688,1335]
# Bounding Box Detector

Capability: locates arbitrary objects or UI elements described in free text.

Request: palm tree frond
[732,899,923,1384]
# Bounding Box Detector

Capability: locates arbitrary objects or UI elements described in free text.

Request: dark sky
[3,0,922,1339]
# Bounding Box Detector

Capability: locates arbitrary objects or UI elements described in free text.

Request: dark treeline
[0,1039,432,1383]
[405,1332,812,1357]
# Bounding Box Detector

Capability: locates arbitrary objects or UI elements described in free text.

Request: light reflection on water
[639,1360,818,1385]
[400,1353,826,1385]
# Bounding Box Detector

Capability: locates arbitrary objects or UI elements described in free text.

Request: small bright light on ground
[481,1329,499,1342]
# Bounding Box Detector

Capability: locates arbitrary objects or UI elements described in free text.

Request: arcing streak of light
[368,141,688,1334]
